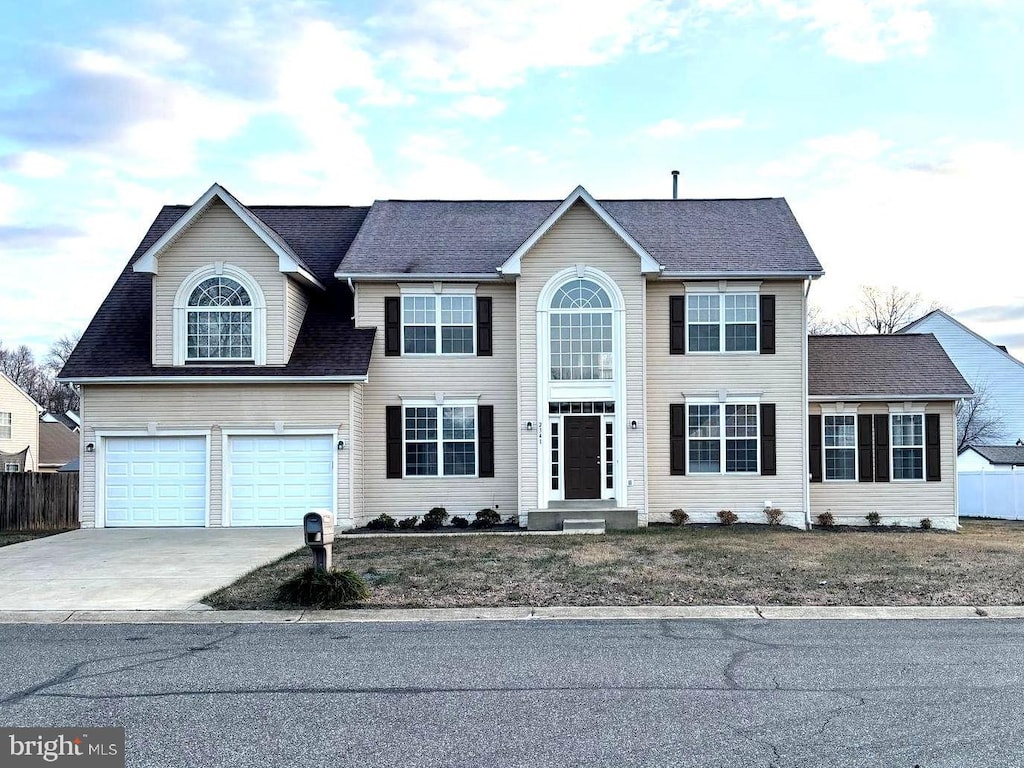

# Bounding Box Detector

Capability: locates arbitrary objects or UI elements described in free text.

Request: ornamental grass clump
[277,567,370,608]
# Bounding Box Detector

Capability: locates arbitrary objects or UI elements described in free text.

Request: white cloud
[444,95,507,119]
[369,0,688,92]
[708,0,934,61]
[4,151,68,178]
[644,115,745,138]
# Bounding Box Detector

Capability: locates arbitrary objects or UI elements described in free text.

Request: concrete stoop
[561,519,606,534]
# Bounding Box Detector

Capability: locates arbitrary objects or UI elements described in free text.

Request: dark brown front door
[564,416,602,500]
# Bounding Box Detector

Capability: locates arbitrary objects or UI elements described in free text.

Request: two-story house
[0,372,42,472]
[60,184,971,531]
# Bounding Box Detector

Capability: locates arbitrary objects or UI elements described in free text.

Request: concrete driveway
[0,528,302,611]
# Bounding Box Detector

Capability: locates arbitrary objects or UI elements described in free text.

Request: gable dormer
[132,184,321,367]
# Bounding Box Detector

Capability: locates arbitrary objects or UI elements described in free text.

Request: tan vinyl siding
[0,379,39,471]
[79,383,351,527]
[646,280,807,527]
[809,401,958,529]
[285,277,309,359]
[355,282,518,523]
[349,382,364,523]
[517,202,648,522]
[151,200,287,366]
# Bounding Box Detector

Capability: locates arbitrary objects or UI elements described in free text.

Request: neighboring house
[899,310,1024,444]
[38,416,81,472]
[59,183,971,531]
[42,411,81,433]
[0,371,42,472]
[956,444,1024,520]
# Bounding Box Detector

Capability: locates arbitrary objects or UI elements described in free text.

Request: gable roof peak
[131,182,324,290]
[498,185,663,276]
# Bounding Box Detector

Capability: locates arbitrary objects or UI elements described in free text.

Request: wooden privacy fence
[0,473,79,531]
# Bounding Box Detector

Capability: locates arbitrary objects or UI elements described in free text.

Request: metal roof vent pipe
[671,170,680,199]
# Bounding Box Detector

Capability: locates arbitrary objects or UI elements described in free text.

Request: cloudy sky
[2,0,1023,359]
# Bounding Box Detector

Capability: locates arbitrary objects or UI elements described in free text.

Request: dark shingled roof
[966,445,1024,465]
[337,197,823,276]
[809,334,973,398]
[39,420,79,467]
[61,206,374,380]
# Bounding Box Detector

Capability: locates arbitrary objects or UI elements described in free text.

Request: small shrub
[451,516,469,529]
[816,511,835,528]
[471,508,502,529]
[920,518,933,530]
[365,513,396,531]
[419,506,449,530]
[865,511,881,527]
[397,517,418,530]
[717,509,738,526]
[277,567,370,608]
[670,508,689,526]
[764,507,784,526]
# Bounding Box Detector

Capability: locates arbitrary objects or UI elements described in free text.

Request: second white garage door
[227,435,334,526]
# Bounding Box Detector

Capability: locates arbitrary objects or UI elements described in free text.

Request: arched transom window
[549,278,613,380]
[186,276,253,361]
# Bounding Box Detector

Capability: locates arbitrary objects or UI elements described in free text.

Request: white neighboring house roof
[899,309,1024,372]
[0,371,43,413]
[131,182,325,289]
[498,185,663,276]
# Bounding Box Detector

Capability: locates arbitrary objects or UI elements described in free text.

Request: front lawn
[204,519,1024,609]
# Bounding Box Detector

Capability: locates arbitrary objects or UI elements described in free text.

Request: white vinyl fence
[959,471,1024,520]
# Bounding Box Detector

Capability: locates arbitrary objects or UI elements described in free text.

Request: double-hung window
[688,404,759,474]
[891,414,924,480]
[824,415,856,480]
[402,295,475,354]
[686,293,758,352]
[404,404,477,477]
[0,412,11,440]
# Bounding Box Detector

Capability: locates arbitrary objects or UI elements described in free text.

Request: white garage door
[104,437,207,527]
[227,435,333,526]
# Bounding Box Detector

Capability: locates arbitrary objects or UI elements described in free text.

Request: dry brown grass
[204,519,1024,609]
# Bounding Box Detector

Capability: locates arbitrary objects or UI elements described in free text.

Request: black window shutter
[809,414,822,482]
[670,296,686,355]
[670,404,686,475]
[874,414,890,482]
[386,406,403,478]
[476,297,492,357]
[478,405,495,477]
[384,297,401,356]
[760,295,776,355]
[857,415,874,482]
[925,413,941,482]
[760,403,776,476]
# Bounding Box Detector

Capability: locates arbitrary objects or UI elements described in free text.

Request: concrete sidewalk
[1,604,1022,624]
[0,528,302,610]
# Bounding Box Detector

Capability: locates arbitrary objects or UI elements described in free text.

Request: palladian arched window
[186,276,254,361]
[549,278,613,380]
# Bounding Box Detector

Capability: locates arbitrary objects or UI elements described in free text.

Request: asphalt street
[1,618,1023,767]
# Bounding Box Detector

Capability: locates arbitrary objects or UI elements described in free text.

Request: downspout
[803,277,813,530]
[347,278,356,321]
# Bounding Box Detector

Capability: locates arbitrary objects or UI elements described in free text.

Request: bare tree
[45,333,80,374]
[957,380,1006,452]
[0,334,82,414]
[0,345,40,392]
[42,333,81,413]
[807,303,837,335]
[838,284,946,335]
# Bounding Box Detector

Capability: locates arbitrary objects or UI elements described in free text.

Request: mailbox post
[303,510,335,571]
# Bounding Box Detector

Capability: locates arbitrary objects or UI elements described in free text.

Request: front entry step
[561,518,606,534]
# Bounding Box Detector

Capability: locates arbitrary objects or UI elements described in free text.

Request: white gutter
[335,272,501,281]
[809,394,973,402]
[802,279,812,530]
[59,375,369,385]
[660,271,824,280]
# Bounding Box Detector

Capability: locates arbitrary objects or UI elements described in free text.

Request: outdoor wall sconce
[525,421,534,431]
[630,420,638,430]
[85,443,95,453]
[337,439,346,450]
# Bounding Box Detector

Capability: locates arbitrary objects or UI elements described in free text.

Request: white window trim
[890,412,926,482]
[684,291,761,355]
[823,413,858,482]
[401,400,479,479]
[172,264,267,366]
[685,401,761,475]
[399,289,477,357]
[0,411,11,440]
[547,411,616,502]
